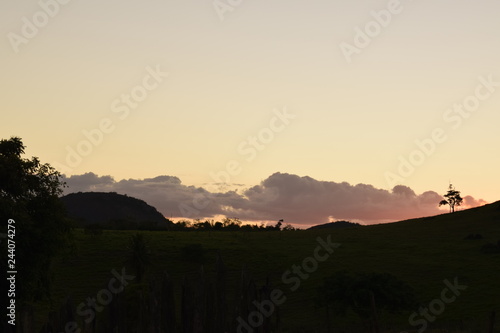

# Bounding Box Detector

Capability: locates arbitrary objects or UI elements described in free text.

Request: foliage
[31,200,500,331]
[282,223,297,231]
[0,137,72,303]
[439,184,463,213]
[173,218,291,232]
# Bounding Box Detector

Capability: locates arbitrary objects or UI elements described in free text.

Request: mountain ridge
[60,191,169,228]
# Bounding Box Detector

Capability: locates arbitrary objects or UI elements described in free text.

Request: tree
[222,217,241,231]
[0,137,72,304]
[275,219,283,231]
[439,184,463,213]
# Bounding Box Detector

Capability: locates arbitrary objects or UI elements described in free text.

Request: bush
[480,241,500,254]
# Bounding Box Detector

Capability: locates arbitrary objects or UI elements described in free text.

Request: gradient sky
[1,0,499,225]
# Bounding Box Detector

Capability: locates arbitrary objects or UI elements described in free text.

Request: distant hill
[307,220,361,230]
[61,192,171,229]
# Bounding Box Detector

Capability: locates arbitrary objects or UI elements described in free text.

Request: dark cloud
[62,172,487,226]
[62,173,242,219]
[62,172,114,192]
[224,173,449,224]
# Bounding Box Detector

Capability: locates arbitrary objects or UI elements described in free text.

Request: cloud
[63,172,114,192]
[225,173,448,224]
[62,172,244,219]
[462,195,488,209]
[62,172,488,226]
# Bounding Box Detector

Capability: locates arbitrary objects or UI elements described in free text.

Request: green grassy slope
[40,201,500,332]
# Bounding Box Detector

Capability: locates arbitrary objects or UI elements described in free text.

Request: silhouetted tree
[0,137,73,304]
[275,219,283,231]
[222,217,242,230]
[439,184,463,213]
[282,223,296,231]
[175,219,192,230]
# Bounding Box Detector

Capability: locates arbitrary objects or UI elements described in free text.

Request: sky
[1,0,499,226]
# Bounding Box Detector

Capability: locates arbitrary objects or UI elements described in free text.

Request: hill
[38,200,500,332]
[61,192,170,229]
[307,220,361,230]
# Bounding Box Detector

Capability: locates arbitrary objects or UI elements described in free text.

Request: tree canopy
[439,184,463,213]
[0,137,72,303]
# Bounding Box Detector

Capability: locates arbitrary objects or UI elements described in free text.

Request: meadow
[35,201,500,332]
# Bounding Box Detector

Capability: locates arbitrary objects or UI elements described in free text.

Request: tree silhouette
[275,219,283,231]
[0,137,72,303]
[439,183,463,213]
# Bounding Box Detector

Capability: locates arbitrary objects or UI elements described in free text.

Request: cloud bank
[62,172,487,226]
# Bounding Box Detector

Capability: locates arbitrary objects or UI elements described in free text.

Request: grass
[35,201,500,332]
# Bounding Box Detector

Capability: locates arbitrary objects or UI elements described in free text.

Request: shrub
[480,241,500,254]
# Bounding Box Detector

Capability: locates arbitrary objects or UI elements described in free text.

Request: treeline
[173,218,296,231]
[83,218,298,234]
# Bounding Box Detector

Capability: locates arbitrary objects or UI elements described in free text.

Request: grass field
[36,201,500,332]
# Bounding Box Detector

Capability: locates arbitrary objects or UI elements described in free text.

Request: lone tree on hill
[439,184,463,213]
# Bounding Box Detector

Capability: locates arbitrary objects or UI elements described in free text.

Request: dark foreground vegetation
[1,137,499,332]
[9,200,500,333]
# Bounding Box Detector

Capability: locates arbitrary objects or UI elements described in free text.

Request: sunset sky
[2,0,499,226]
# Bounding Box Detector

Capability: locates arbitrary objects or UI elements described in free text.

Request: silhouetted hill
[307,220,361,230]
[387,200,500,228]
[61,192,171,229]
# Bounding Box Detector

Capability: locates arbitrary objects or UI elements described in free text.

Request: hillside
[307,220,361,230]
[39,200,500,332]
[61,192,170,228]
